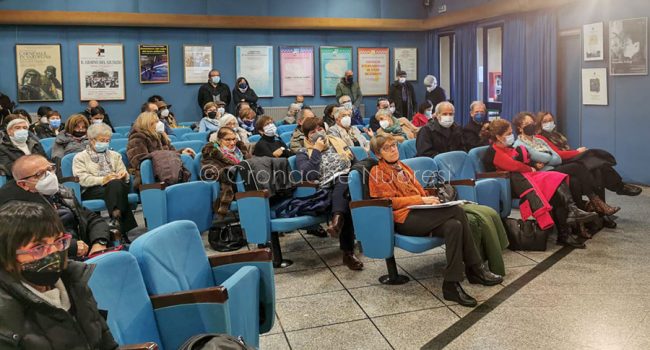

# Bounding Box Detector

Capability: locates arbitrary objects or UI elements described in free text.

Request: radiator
[263,104,366,121]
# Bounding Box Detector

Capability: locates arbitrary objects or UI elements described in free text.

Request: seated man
[337,95,363,126]
[289,108,315,152]
[0,155,111,258]
[462,101,490,151]
[0,115,47,179]
[416,101,464,157]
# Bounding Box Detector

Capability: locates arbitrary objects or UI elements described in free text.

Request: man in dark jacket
[462,100,490,151]
[197,69,232,112]
[335,70,363,109]
[0,155,110,256]
[416,101,464,157]
[423,75,447,110]
[0,116,48,179]
[388,70,417,119]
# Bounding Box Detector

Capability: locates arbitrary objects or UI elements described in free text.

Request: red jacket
[535,135,580,161]
[490,144,533,173]
[411,113,429,127]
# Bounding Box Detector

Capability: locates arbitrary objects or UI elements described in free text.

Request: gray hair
[434,101,455,116]
[87,123,113,140]
[469,101,486,112]
[423,75,436,86]
[297,108,314,122]
[332,107,351,120]
[375,108,393,121]
[338,95,351,104]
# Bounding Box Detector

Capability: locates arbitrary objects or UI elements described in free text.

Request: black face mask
[72,130,86,138]
[207,111,217,119]
[21,251,66,287]
[346,76,353,84]
[522,124,537,136]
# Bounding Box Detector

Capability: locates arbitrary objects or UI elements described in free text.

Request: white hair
[375,109,393,121]
[434,101,455,116]
[469,101,486,112]
[332,107,350,120]
[338,95,351,104]
[86,123,113,140]
[219,113,238,127]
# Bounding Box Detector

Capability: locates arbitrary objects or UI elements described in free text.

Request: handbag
[503,218,548,251]
[208,219,247,252]
[424,171,457,202]
[179,333,255,350]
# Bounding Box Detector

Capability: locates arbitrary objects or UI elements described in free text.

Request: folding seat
[398,139,417,160]
[280,131,293,145]
[171,140,206,154]
[277,124,297,134]
[171,127,193,139]
[248,134,261,143]
[182,131,209,142]
[350,146,368,161]
[177,121,196,128]
[113,126,131,135]
[109,138,128,152]
[38,137,56,158]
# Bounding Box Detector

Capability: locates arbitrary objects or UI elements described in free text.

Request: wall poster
[183,45,213,84]
[583,22,604,61]
[582,68,608,105]
[609,17,647,75]
[236,46,274,97]
[394,47,418,80]
[279,46,314,97]
[78,44,125,101]
[358,47,389,96]
[319,46,352,96]
[15,44,63,102]
[138,44,170,83]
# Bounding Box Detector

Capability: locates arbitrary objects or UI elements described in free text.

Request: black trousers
[331,176,355,252]
[82,179,138,232]
[553,163,597,206]
[592,165,624,198]
[395,205,483,282]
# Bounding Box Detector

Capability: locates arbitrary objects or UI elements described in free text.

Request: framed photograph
[582,68,608,105]
[319,46,352,96]
[394,47,418,80]
[138,44,169,83]
[279,46,314,97]
[609,17,647,75]
[78,44,125,101]
[183,45,213,84]
[357,47,390,96]
[583,22,604,61]
[236,46,274,97]
[15,44,63,102]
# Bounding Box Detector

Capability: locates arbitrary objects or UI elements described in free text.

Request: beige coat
[72,149,128,188]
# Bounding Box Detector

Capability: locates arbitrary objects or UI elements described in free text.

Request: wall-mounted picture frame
[319,46,352,96]
[138,44,170,84]
[609,17,647,75]
[279,46,314,97]
[15,44,63,102]
[394,47,418,80]
[183,45,213,84]
[582,68,608,105]
[583,22,604,61]
[78,43,125,101]
[358,47,389,96]
[236,46,274,97]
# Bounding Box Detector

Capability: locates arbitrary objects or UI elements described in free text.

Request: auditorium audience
[81,100,115,131]
[327,107,371,151]
[0,201,118,350]
[423,74,447,110]
[232,77,261,115]
[368,134,502,307]
[336,70,363,109]
[72,123,137,234]
[30,106,53,134]
[412,100,434,128]
[52,114,90,160]
[33,110,63,139]
[368,98,390,132]
[210,113,249,146]
[375,109,408,142]
[252,115,293,158]
[283,103,301,125]
[295,117,363,270]
[289,108,315,152]
[416,101,464,157]
[323,104,337,127]
[199,102,221,133]
[0,115,47,178]
[338,95,363,126]
[197,69,231,112]
[389,70,417,119]
[462,101,490,151]
[155,100,178,130]
[239,104,257,134]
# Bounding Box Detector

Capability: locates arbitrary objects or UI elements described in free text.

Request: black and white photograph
[582,68,608,105]
[78,43,125,100]
[15,44,63,102]
[609,17,647,75]
[583,22,604,61]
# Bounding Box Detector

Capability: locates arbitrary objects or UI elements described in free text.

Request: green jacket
[462,203,509,276]
[335,79,363,108]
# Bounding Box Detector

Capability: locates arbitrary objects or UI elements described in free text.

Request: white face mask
[439,115,454,128]
[155,121,165,134]
[217,107,225,116]
[542,122,555,132]
[263,123,277,136]
[431,77,438,89]
[379,120,390,129]
[343,102,352,110]
[398,77,406,84]
[389,107,396,114]
[92,119,103,125]
[340,116,352,128]
[426,86,435,92]
[160,109,170,117]
[35,171,59,196]
[40,116,48,124]
[504,134,515,146]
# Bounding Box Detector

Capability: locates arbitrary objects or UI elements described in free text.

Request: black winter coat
[197,82,232,111]
[388,81,417,119]
[0,133,47,179]
[462,120,489,152]
[424,87,447,110]
[32,124,63,140]
[415,118,464,158]
[0,262,118,350]
[252,135,293,158]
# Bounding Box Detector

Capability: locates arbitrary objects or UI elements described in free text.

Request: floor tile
[501,249,537,268]
[274,267,344,299]
[279,233,312,253]
[372,307,459,350]
[348,281,444,317]
[275,290,366,331]
[302,227,340,249]
[420,277,503,306]
[331,260,408,289]
[315,246,374,267]
[395,254,447,279]
[259,333,290,350]
[266,314,283,335]
[285,319,392,350]
[273,249,327,274]
[500,265,535,286]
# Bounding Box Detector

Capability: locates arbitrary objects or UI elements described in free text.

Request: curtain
[426,30,440,80]
[451,23,477,126]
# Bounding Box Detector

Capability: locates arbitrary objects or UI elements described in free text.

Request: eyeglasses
[16,233,72,260]
[381,143,398,152]
[19,164,56,181]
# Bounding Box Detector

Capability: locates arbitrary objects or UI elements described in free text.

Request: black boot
[442,281,477,307]
[602,215,617,229]
[557,227,586,249]
[466,263,503,286]
[556,184,597,224]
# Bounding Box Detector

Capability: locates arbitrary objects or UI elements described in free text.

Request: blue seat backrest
[87,252,163,347]
[402,157,438,187]
[277,124,297,134]
[350,146,368,161]
[39,137,56,158]
[109,138,128,152]
[114,126,131,135]
[280,132,292,145]
[348,170,364,201]
[398,139,417,160]
[248,134,261,143]
[119,148,129,168]
[0,175,6,187]
[172,140,205,154]
[178,121,196,128]
[172,128,193,139]
[166,182,214,232]
[468,146,489,173]
[130,220,214,294]
[61,152,78,177]
[433,151,475,180]
[182,132,209,142]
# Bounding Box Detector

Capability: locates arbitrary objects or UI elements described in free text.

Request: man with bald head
[0,154,111,258]
[81,99,115,131]
[336,70,363,109]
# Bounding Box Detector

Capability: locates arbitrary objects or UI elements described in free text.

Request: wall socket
[438,4,447,13]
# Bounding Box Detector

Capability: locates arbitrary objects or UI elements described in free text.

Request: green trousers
[462,203,509,276]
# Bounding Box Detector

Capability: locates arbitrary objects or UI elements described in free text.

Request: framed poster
[582,68,608,105]
[15,44,63,102]
[319,46,352,96]
[583,22,604,61]
[609,17,648,75]
[183,45,213,84]
[279,46,314,96]
[138,44,169,83]
[236,46,273,97]
[78,44,125,101]
[358,47,389,96]
[394,47,418,80]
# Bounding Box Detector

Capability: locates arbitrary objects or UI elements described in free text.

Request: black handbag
[503,218,548,251]
[208,220,247,252]
[424,171,457,202]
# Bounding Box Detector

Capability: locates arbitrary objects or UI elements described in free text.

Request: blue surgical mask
[94,142,109,153]
[424,110,433,119]
[50,119,61,129]
[505,134,515,146]
[11,129,29,144]
[211,76,221,84]
[474,113,485,123]
[542,122,555,132]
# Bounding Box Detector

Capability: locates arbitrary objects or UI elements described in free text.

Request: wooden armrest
[235,190,270,200]
[150,286,228,309]
[119,342,159,350]
[349,199,392,209]
[208,248,272,267]
[139,182,167,191]
[295,181,319,188]
[476,171,510,179]
[450,179,476,186]
[59,176,79,183]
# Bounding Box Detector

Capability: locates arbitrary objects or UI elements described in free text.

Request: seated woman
[33,110,64,139]
[323,104,337,127]
[201,127,251,218]
[368,134,502,307]
[210,113,250,146]
[481,119,596,248]
[388,99,420,138]
[198,102,222,133]
[72,123,138,234]
[411,100,434,128]
[374,109,408,143]
[87,106,115,131]
[296,117,363,270]
[0,115,47,179]
[51,114,89,161]
[327,107,371,152]
[513,112,620,223]
[536,111,641,197]
[237,107,257,135]
[283,103,301,125]
[0,201,118,350]
[252,115,293,158]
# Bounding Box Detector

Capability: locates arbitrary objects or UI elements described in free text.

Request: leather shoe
[442,281,477,307]
[574,223,592,239]
[587,196,620,216]
[306,226,328,237]
[466,263,503,286]
[326,213,344,238]
[602,215,617,229]
[616,183,642,196]
[557,232,586,249]
[342,251,364,270]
